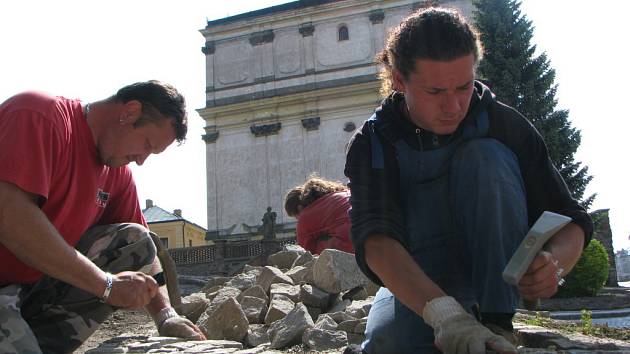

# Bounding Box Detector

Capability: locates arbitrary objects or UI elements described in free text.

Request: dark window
[189,239,192,247]
[338,25,349,41]
[160,237,168,249]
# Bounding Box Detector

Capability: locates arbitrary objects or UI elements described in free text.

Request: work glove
[423,296,517,354]
[155,307,206,340]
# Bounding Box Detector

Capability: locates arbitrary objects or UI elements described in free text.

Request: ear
[391,68,407,92]
[121,100,143,124]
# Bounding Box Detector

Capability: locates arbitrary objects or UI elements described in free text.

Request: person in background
[285,176,354,254]
[0,80,205,354]
[344,7,592,354]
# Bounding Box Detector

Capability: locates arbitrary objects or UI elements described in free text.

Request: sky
[1,0,628,252]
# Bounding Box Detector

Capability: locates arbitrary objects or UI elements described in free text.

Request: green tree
[473,0,594,207]
[555,239,609,297]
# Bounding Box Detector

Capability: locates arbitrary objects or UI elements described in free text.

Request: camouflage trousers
[0,223,156,354]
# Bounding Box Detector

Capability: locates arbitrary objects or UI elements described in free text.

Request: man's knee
[116,223,156,270]
[80,223,156,272]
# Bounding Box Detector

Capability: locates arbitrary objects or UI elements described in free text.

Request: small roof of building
[143,205,183,223]
[141,199,207,231]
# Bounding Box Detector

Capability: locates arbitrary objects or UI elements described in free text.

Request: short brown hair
[112,80,187,143]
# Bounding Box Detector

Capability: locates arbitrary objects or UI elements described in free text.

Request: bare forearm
[544,222,585,276]
[145,258,170,317]
[364,234,445,315]
[0,181,107,296]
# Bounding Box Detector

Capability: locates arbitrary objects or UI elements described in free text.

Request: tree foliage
[473,0,595,208]
[555,239,609,298]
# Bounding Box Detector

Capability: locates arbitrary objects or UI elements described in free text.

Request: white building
[198,0,473,238]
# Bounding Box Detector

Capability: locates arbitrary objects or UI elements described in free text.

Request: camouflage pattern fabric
[0,285,42,354]
[0,223,156,354]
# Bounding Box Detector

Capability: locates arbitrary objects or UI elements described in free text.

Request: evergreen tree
[473,0,595,208]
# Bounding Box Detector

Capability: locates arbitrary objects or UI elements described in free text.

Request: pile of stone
[178,245,377,352]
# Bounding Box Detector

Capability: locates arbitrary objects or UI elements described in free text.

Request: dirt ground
[74,286,630,353]
[74,309,155,354]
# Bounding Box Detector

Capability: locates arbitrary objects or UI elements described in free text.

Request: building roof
[205,0,341,27]
[143,205,183,223]
[142,202,208,232]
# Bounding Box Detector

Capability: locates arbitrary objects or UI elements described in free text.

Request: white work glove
[155,307,206,340]
[423,296,517,354]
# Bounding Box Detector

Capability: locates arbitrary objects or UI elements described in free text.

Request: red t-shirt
[0,92,146,284]
[296,190,353,254]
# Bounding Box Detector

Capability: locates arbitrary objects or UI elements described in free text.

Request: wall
[199,0,474,235]
[149,221,209,249]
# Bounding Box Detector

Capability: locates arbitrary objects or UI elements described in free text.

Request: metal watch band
[100,272,114,303]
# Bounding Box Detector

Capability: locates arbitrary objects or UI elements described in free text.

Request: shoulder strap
[367,114,385,170]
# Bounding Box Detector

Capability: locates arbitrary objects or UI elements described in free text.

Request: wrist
[100,272,114,303]
[422,296,467,328]
[155,306,179,329]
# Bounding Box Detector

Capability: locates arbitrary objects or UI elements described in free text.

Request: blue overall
[362,111,529,353]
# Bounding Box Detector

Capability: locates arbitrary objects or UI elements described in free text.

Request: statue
[261,206,277,240]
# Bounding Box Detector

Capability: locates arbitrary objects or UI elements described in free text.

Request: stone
[291,251,314,268]
[337,319,360,333]
[345,298,373,318]
[234,344,272,354]
[267,303,314,349]
[354,318,367,334]
[312,249,369,294]
[245,324,271,348]
[285,266,309,284]
[197,286,242,327]
[342,286,368,301]
[329,311,356,324]
[180,292,209,323]
[256,266,294,292]
[241,296,268,324]
[85,348,127,353]
[364,281,380,297]
[225,269,260,291]
[516,324,630,350]
[198,297,249,342]
[302,328,348,351]
[347,333,365,345]
[265,294,295,325]
[306,305,322,322]
[283,244,306,253]
[173,340,242,352]
[203,276,231,289]
[237,285,269,303]
[269,283,301,303]
[314,314,338,331]
[267,250,300,269]
[300,284,330,310]
[329,298,352,314]
[202,285,223,299]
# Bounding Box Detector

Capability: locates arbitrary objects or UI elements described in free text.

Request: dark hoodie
[344,81,593,285]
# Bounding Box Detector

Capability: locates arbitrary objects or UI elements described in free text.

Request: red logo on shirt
[95,188,110,208]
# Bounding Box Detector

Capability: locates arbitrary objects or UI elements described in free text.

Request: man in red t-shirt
[285,177,354,255]
[0,81,205,353]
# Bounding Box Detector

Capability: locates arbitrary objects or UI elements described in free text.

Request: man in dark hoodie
[344,7,592,354]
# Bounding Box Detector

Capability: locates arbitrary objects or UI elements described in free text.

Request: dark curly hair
[376,7,482,96]
[284,176,347,217]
